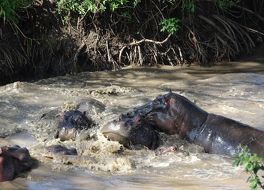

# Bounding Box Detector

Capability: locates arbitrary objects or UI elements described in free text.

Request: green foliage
[216,0,240,10]
[0,0,33,22]
[56,0,96,23]
[56,0,139,22]
[233,146,264,190]
[160,18,180,34]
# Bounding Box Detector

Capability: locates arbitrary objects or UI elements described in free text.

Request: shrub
[56,0,139,22]
[233,146,264,190]
[160,18,181,34]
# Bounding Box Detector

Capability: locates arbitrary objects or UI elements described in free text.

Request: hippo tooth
[109,123,121,131]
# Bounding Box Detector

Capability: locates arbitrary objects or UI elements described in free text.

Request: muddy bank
[1,1,264,85]
[0,59,263,189]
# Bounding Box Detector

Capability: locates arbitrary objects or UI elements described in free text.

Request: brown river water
[0,56,264,189]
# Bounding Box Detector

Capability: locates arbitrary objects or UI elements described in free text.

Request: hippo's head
[56,110,93,141]
[101,94,187,149]
[144,92,208,137]
[101,118,160,150]
[101,95,172,149]
[46,145,77,156]
[0,145,33,182]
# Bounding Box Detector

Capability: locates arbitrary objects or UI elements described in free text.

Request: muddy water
[0,59,263,189]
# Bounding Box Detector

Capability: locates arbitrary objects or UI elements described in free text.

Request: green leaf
[233,145,264,190]
[249,177,258,190]
[160,18,181,34]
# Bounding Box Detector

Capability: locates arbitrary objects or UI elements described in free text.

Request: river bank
[1,0,264,86]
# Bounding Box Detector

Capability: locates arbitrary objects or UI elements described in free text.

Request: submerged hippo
[102,92,264,156]
[103,120,160,149]
[0,145,33,182]
[102,100,164,149]
[43,145,78,159]
[55,110,93,141]
[55,98,104,141]
[46,145,77,156]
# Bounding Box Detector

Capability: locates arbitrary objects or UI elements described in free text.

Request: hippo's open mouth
[102,120,160,150]
[102,121,131,145]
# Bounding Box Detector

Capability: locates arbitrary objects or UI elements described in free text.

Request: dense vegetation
[0,0,264,84]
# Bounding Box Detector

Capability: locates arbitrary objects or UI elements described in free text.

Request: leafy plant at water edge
[233,146,264,190]
[160,18,180,34]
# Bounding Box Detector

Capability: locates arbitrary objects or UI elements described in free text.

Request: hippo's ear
[0,146,8,155]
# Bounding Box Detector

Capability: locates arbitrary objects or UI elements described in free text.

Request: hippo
[55,110,93,141]
[0,145,33,182]
[46,145,77,156]
[55,98,104,141]
[43,145,78,160]
[102,95,172,149]
[102,119,160,150]
[102,92,264,156]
